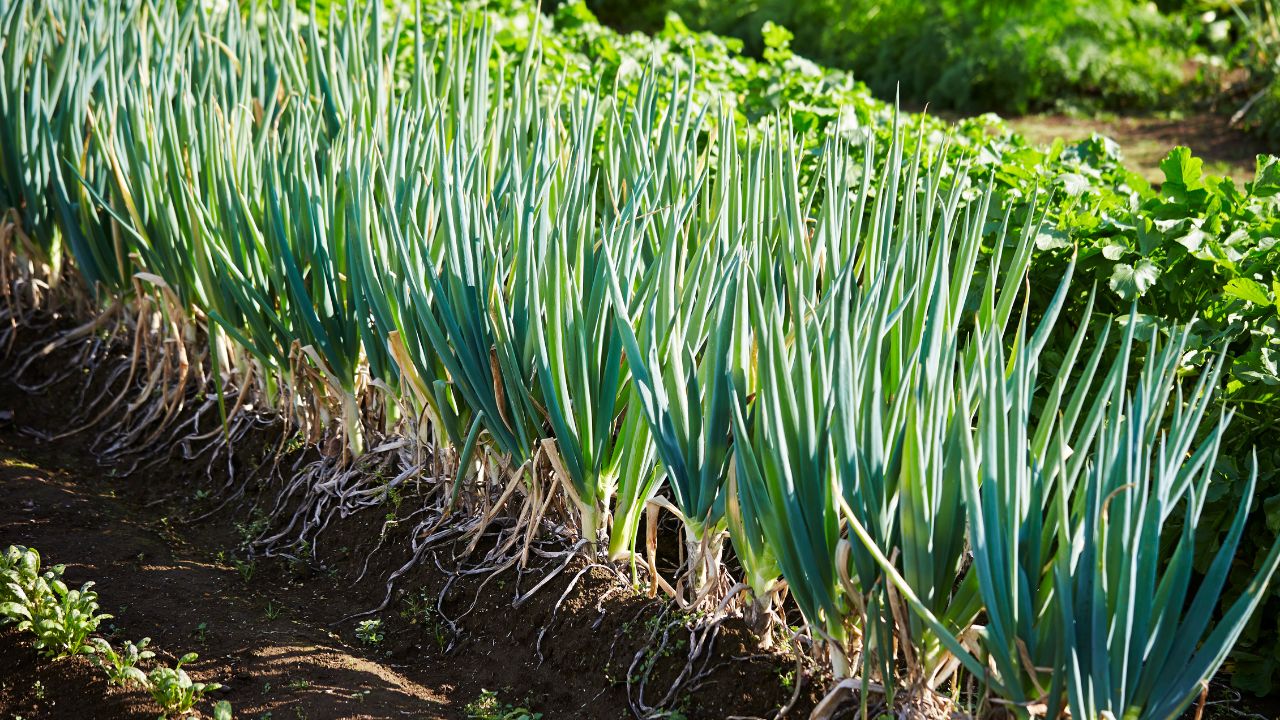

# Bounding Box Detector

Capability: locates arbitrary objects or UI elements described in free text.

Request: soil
[1004,112,1271,186]
[0,323,818,720]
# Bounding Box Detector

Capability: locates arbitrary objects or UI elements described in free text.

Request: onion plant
[526,92,628,544]
[600,76,750,599]
[955,306,1280,718]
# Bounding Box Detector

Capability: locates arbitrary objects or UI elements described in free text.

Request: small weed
[235,509,270,548]
[265,601,282,621]
[284,542,313,578]
[232,558,256,583]
[282,433,306,455]
[354,619,384,646]
[779,668,795,692]
[464,689,541,720]
[400,588,450,651]
[382,479,402,512]
[626,612,698,691]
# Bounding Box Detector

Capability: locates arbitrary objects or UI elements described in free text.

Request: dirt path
[0,419,457,718]
[1006,113,1269,186]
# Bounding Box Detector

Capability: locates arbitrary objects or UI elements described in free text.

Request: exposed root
[4,298,831,720]
[535,563,628,664]
[334,488,479,626]
[9,300,122,390]
[627,606,732,718]
[532,563,627,666]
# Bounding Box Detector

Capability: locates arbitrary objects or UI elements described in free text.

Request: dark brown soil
[0,323,817,720]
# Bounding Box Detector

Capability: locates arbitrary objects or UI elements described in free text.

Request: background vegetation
[579,0,1280,124]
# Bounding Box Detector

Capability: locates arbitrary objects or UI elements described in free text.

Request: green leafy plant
[26,581,112,658]
[464,689,541,720]
[0,546,45,618]
[89,637,155,688]
[1,549,230,713]
[613,0,1202,113]
[148,653,221,718]
[1,546,110,658]
[354,619,384,646]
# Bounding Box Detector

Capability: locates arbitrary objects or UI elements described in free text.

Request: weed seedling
[401,589,450,651]
[464,689,541,720]
[234,509,269,549]
[354,619,383,646]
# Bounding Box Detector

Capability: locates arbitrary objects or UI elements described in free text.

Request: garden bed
[0,327,815,719]
[3,1,1279,717]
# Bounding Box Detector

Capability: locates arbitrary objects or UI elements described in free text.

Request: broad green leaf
[1254,155,1280,198]
[1058,172,1090,197]
[1224,278,1274,307]
[1109,259,1160,300]
[1161,146,1204,191]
